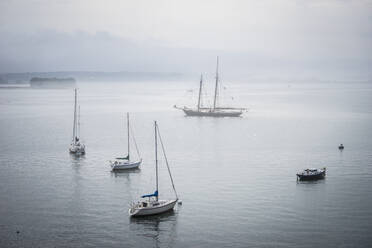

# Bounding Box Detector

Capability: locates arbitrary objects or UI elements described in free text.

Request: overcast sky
[0,0,371,79]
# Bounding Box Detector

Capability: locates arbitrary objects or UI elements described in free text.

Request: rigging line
[156,125,179,200]
[78,105,81,140]
[129,125,141,159]
[72,88,77,142]
[175,87,192,107]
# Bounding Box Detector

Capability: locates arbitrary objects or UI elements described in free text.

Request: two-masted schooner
[175,57,246,117]
[69,88,86,155]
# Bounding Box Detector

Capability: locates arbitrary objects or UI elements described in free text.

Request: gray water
[0,81,372,248]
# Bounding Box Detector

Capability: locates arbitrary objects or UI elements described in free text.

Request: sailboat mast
[127,113,130,159]
[155,121,159,201]
[213,56,219,110]
[72,88,77,142]
[197,74,203,111]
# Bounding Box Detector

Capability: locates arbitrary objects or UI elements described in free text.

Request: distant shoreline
[0,71,189,84]
[0,84,30,89]
[30,77,76,88]
[1,71,371,85]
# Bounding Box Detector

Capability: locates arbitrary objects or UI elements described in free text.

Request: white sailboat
[69,88,85,155]
[129,121,179,217]
[110,113,142,170]
[175,56,246,117]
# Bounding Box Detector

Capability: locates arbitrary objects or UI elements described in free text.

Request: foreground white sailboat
[110,113,142,170]
[69,88,85,155]
[175,57,246,117]
[129,121,179,217]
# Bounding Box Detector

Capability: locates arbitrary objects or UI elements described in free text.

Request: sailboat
[175,57,246,117]
[69,88,86,155]
[129,121,178,217]
[110,113,142,170]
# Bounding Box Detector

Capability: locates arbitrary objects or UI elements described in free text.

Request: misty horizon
[1,0,371,81]
[1,1,372,247]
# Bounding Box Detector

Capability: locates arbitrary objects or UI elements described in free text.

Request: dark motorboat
[338,144,344,150]
[296,168,326,181]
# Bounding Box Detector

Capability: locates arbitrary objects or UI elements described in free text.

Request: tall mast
[155,121,159,201]
[127,113,130,159]
[213,56,219,110]
[197,74,203,111]
[72,88,77,142]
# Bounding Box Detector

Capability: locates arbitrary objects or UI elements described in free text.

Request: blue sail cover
[141,190,158,198]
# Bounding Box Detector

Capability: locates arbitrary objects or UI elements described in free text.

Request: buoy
[16,230,20,234]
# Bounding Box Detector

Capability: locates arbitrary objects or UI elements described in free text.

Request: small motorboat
[338,144,344,150]
[296,168,326,181]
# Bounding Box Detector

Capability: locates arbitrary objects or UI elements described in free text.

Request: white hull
[111,159,141,170]
[69,145,85,155]
[182,107,244,117]
[129,199,177,217]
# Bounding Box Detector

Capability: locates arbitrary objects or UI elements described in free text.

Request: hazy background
[1,1,372,247]
[0,0,371,80]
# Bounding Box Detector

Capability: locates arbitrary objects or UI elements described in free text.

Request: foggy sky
[0,0,371,79]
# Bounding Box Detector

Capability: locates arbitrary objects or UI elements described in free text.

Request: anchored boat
[110,113,142,170]
[296,168,326,181]
[175,57,246,117]
[69,88,85,155]
[129,121,179,217]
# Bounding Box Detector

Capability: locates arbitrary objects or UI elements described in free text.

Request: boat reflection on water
[110,167,141,177]
[296,178,326,185]
[70,152,85,167]
[129,210,179,248]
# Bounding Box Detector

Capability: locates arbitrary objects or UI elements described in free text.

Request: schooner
[175,57,246,117]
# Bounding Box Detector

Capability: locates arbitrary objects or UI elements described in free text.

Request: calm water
[0,81,372,247]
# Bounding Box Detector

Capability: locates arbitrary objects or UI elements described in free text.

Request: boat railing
[215,107,247,111]
[174,105,247,112]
